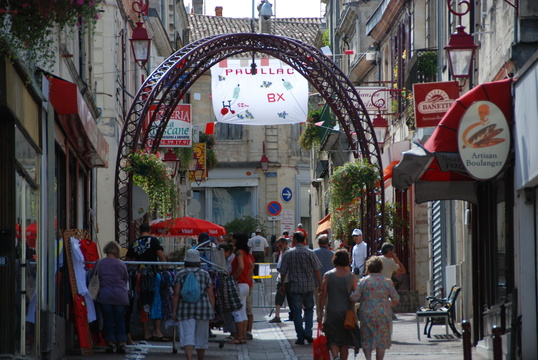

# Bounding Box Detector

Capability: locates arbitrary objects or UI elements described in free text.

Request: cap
[352,228,362,236]
[184,249,201,263]
[198,232,210,244]
[297,223,303,228]
[255,229,261,233]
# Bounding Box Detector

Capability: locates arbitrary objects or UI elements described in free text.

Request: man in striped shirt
[279,231,322,345]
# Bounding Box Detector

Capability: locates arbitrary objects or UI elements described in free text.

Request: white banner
[211,58,308,125]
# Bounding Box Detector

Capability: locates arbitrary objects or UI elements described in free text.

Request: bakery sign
[457,100,510,180]
[413,81,460,128]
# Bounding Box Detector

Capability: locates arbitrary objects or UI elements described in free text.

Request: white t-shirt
[351,241,368,276]
[248,235,269,252]
[380,256,400,279]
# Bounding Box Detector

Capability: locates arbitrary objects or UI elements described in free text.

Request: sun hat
[185,249,201,263]
[352,228,362,236]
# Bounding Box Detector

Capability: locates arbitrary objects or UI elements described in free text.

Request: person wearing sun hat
[350,228,368,278]
[172,249,215,360]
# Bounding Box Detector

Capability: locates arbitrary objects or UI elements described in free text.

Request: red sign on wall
[413,81,460,128]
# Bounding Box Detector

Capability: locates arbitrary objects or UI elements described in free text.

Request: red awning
[316,213,331,235]
[48,77,108,167]
[393,79,513,203]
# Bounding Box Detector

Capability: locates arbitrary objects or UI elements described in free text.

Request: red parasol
[150,216,226,237]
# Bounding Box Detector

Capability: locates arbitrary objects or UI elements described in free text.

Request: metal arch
[115,33,385,249]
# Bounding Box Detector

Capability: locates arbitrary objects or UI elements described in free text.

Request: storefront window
[15,126,39,358]
[496,201,507,302]
[212,187,253,225]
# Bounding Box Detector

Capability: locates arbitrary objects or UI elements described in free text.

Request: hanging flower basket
[0,0,105,65]
[125,150,177,217]
[329,159,380,238]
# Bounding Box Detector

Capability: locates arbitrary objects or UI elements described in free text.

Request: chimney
[215,6,223,17]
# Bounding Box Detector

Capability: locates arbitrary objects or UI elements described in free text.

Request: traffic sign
[266,201,282,216]
[281,187,293,202]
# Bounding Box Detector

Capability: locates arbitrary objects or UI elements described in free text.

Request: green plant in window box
[125,150,177,217]
[0,0,104,67]
[328,160,380,238]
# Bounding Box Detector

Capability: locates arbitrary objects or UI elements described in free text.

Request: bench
[415,285,461,340]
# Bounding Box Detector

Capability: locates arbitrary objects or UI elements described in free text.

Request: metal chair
[415,285,461,340]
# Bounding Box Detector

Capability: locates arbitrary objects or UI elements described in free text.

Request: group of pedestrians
[89,223,404,360]
[268,227,404,360]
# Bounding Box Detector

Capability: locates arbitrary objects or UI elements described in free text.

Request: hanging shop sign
[354,87,388,112]
[210,58,308,125]
[457,100,510,180]
[147,104,192,147]
[413,81,460,128]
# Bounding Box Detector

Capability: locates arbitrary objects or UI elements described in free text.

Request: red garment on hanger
[79,238,99,269]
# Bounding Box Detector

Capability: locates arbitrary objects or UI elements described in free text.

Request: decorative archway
[115,33,384,249]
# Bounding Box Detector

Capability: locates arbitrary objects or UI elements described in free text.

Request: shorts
[178,318,209,349]
[246,286,253,316]
[275,282,290,306]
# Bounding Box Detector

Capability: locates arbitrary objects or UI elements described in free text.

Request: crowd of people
[88,222,405,360]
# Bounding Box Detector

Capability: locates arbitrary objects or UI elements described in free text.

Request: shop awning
[316,213,331,235]
[49,77,108,167]
[393,79,512,203]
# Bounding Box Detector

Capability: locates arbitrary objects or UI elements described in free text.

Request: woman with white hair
[172,249,215,360]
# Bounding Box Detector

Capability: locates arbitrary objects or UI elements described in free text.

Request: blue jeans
[289,291,314,340]
[99,303,127,343]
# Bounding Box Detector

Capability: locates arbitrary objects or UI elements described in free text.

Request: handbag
[312,323,330,360]
[344,309,357,330]
[88,260,101,300]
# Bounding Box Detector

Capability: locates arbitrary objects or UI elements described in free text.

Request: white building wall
[513,56,538,359]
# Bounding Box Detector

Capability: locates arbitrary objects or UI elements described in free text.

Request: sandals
[227,337,247,344]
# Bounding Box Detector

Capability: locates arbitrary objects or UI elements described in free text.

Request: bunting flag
[211,58,308,125]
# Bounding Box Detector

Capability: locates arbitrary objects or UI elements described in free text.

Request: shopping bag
[344,309,356,330]
[313,323,330,360]
[88,260,101,300]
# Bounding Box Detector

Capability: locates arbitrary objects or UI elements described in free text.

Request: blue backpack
[181,269,201,303]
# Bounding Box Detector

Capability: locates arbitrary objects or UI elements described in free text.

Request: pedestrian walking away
[279,231,322,345]
[350,256,400,360]
[89,241,130,354]
[172,249,215,360]
[319,249,360,360]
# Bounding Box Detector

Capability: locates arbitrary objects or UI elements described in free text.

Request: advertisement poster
[211,58,308,125]
[147,104,192,147]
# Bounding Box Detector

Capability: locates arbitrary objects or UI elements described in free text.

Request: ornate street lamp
[444,0,477,84]
[189,152,205,185]
[372,113,389,148]
[129,0,152,67]
[162,148,179,178]
[130,21,152,66]
[260,142,270,175]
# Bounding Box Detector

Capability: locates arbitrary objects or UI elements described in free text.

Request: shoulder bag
[88,260,101,300]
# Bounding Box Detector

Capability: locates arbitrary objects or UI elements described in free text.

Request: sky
[196,0,324,18]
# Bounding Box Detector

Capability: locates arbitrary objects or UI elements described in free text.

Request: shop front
[0,59,108,358]
[393,79,515,350]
